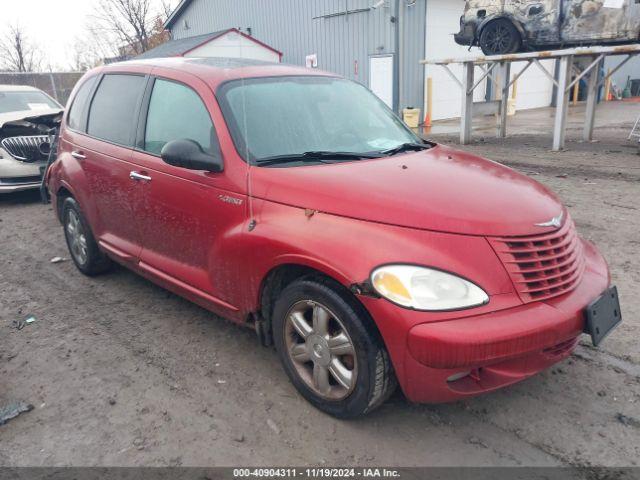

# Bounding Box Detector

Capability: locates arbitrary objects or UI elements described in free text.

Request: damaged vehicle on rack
[0,85,63,194]
[455,0,640,55]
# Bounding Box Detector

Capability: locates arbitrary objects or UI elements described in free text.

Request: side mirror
[160,139,223,173]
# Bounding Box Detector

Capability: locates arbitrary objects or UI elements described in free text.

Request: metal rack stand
[421,44,640,151]
[630,112,640,142]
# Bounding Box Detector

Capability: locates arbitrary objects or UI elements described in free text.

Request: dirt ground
[1,114,639,469]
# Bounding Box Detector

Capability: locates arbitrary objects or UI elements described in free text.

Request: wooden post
[572,79,580,105]
[423,76,433,128]
[604,68,612,101]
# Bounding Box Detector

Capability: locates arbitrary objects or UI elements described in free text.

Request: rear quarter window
[67,75,98,132]
[87,74,146,146]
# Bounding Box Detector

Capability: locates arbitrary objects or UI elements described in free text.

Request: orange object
[604,69,612,102]
[423,111,432,128]
[423,77,433,127]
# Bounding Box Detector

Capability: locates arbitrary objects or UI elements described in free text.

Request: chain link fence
[0,71,85,106]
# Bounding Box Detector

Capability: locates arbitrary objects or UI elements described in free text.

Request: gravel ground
[1,122,639,469]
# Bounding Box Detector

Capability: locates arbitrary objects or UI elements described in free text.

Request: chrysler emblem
[535,212,564,228]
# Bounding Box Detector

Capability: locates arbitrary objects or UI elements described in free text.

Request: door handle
[71,150,86,160]
[129,171,152,182]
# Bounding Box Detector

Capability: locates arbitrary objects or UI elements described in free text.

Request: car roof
[99,56,338,89]
[0,84,45,93]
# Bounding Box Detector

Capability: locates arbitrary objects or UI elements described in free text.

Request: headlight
[371,265,489,311]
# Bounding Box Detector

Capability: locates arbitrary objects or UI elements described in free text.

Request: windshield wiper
[382,142,432,157]
[254,151,384,166]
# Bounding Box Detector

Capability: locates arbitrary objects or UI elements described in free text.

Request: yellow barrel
[402,107,421,129]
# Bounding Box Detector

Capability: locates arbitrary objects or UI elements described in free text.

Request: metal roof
[164,0,194,30]
[136,29,232,59]
[136,27,283,60]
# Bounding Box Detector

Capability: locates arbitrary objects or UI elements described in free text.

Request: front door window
[144,78,219,157]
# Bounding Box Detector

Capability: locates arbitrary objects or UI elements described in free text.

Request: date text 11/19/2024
[233,468,401,478]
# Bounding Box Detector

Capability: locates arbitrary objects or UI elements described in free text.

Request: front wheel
[479,19,521,55]
[272,277,396,418]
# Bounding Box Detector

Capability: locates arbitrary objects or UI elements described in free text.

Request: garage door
[424,0,556,120]
[424,0,487,121]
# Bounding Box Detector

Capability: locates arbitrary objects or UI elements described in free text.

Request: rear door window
[87,74,146,146]
[67,75,98,132]
[143,78,218,156]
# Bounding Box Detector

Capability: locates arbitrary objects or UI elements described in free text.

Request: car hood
[0,108,63,129]
[250,144,564,237]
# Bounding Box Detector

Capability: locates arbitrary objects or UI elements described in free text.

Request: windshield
[217,76,420,164]
[0,90,61,114]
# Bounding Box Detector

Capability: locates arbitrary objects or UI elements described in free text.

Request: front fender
[269,253,352,286]
[214,198,519,318]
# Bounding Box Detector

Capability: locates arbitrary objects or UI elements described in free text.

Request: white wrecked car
[0,85,62,193]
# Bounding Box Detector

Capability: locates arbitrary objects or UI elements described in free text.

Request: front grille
[489,218,585,303]
[1,135,50,163]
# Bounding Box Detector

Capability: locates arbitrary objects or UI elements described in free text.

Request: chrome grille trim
[1,135,50,162]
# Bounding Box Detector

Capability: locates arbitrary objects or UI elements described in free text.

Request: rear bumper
[365,239,610,403]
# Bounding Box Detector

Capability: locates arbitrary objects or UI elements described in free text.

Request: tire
[272,276,396,418]
[479,19,521,56]
[62,197,112,276]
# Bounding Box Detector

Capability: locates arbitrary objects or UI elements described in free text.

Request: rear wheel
[272,277,396,418]
[62,197,112,276]
[479,19,521,55]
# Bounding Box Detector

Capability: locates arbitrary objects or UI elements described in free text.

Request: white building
[163,0,632,120]
[137,28,282,63]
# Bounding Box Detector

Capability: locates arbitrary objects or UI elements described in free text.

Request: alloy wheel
[485,24,511,55]
[66,210,88,265]
[284,300,358,400]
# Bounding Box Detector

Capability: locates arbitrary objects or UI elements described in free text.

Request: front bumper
[455,21,477,46]
[0,153,45,193]
[0,176,42,193]
[362,239,610,403]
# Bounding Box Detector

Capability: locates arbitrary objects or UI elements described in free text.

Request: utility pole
[393,0,404,114]
[398,0,405,115]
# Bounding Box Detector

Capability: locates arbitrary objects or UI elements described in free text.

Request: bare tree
[0,23,42,72]
[69,38,102,72]
[88,0,174,59]
[160,0,175,21]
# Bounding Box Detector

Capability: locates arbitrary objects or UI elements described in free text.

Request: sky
[0,0,171,70]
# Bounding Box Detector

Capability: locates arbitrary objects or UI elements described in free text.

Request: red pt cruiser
[46,58,621,418]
